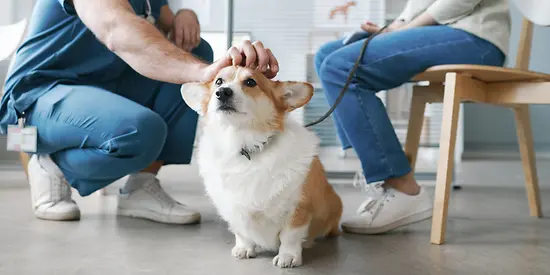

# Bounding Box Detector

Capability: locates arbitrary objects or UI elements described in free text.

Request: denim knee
[315,39,346,74]
[318,54,354,96]
[314,45,335,74]
[314,50,327,74]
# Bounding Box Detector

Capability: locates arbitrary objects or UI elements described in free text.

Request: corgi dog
[180,66,343,268]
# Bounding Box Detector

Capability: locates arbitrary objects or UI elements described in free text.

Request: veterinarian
[0,0,278,223]
[315,0,510,234]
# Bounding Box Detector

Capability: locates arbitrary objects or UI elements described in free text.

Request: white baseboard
[0,159,21,167]
[463,150,550,160]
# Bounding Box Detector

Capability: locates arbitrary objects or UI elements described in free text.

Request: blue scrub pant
[26,39,214,196]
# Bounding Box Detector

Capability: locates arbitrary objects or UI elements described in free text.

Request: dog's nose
[215,87,233,102]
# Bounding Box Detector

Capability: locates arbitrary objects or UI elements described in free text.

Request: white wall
[0,1,14,25]
[169,0,315,82]
[0,0,34,165]
[0,0,34,25]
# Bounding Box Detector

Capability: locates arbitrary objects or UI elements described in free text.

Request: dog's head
[181,66,314,131]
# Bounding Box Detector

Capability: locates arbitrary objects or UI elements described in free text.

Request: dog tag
[6,121,37,153]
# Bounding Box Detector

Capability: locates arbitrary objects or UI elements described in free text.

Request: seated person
[0,0,278,223]
[315,0,510,234]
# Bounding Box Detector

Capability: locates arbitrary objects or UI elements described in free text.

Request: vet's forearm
[108,13,206,84]
[73,0,206,84]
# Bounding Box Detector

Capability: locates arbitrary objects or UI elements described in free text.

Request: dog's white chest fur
[197,119,319,250]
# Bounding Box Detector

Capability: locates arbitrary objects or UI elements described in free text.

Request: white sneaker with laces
[116,173,201,224]
[28,154,81,221]
[341,172,433,234]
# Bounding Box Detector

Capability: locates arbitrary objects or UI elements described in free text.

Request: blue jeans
[315,26,505,183]
[26,39,213,196]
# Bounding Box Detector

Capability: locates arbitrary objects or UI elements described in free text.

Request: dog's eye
[244,78,257,87]
[215,78,223,86]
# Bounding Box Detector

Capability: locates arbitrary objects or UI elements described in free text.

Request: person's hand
[360,20,406,33]
[360,21,382,33]
[172,9,201,52]
[201,40,279,82]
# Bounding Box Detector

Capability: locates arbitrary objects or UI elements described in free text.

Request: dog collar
[240,135,276,161]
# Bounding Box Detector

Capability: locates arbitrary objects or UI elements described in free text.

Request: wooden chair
[405,2,548,245]
[1,19,29,177]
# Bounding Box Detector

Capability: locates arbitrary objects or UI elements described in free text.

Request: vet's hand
[172,9,201,52]
[202,40,279,82]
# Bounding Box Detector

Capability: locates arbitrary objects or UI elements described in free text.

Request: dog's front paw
[273,253,302,268]
[303,239,316,249]
[232,245,257,259]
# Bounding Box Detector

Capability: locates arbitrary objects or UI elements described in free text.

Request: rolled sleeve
[58,0,77,15]
[427,0,483,24]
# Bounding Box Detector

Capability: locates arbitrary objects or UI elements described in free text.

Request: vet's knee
[102,110,168,168]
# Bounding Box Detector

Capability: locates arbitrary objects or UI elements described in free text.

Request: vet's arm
[71,0,206,84]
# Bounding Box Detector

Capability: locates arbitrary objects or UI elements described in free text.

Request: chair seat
[413,64,550,83]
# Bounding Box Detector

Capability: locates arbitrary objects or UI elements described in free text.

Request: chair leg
[514,105,542,217]
[19,152,30,179]
[404,87,426,170]
[431,73,462,245]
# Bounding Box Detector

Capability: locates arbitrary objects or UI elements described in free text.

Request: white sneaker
[341,172,433,234]
[116,173,201,224]
[27,154,81,221]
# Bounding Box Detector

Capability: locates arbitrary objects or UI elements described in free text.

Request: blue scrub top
[0,0,168,134]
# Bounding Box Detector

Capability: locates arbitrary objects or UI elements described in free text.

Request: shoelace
[144,179,182,208]
[49,174,70,202]
[352,171,395,221]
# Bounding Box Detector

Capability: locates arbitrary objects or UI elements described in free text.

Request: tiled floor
[1,161,550,275]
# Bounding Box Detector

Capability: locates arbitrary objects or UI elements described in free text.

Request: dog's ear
[280,81,314,112]
[180,82,211,116]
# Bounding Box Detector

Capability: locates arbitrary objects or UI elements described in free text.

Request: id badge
[6,119,37,153]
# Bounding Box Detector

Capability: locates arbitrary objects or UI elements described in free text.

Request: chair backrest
[515,19,533,70]
[510,0,550,70]
[1,19,28,95]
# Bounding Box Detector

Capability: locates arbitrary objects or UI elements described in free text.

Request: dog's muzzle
[215,87,236,112]
[216,87,233,103]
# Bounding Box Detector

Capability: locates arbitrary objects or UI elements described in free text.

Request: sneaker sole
[117,207,201,225]
[34,209,81,221]
[342,208,433,235]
